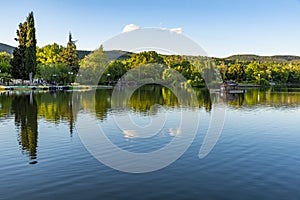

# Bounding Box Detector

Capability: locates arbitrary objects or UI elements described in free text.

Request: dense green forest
[2,44,300,86]
[1,11,300,87]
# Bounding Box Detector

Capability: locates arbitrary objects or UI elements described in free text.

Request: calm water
[1,86,300,200]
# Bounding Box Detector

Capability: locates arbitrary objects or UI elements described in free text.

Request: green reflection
[129,85,178,113]
[35,92,75,135]
[11,93,38,164]
[0,92,13,118]
[219,88,300,108]
[1,87,300,164]
[95,89,112,120]
[194,88,212,111]
[110,85,208,114]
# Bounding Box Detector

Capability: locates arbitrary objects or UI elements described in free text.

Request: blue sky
[0,0,300,57]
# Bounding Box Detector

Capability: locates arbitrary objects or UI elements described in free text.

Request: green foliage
[125,51,165,69]
[36,43,64,64]
[11,22,27,79]
[123,63,165,84]
[37,63,73,85]
[25,12,37,78]
[77,49,300,86]
[10,11,37,80]
[287,64,300,83]
[78,45,108,85]
[187,57,222,88]
[226,63,245,81]
[60,33,79,73]
[35,33,79,84]
[0,72,12,86]
[213,57,300,85]
[0,52,11,73]
[99,60,127,84]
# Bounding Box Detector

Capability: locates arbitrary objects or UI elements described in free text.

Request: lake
[1,86,300,200]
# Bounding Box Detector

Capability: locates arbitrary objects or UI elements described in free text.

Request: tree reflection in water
[12,93,38,164]
[1,86,300,164]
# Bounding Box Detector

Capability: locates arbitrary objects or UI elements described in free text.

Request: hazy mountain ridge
[0,43,14,54]
[224,54,300,62]
[0,42,131,61]
[1,42,299,62]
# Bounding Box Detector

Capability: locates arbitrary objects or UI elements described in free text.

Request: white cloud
[170,28,183,34]
[122,24,141,33]
[122,24,183,34]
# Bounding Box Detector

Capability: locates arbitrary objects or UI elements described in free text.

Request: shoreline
[0,85,113,91]
[1,83,300,92]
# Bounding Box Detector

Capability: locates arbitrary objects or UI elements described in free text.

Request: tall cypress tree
[25,12,37,80]
[10,11,37,81]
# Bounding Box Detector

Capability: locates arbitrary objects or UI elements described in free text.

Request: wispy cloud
[122,24,183,34]
[122,24,141,33]
[170,28,183,34]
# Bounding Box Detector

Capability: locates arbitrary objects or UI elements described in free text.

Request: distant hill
[105,50,132,61]
[0,43,14,54]
[1,42,299,62]
[77,50,91,60]
[1,42,131,61]
[0,42,94,59]
[78,49,132,61]
[225,54,300,62]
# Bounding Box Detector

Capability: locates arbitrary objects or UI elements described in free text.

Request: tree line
[1,11,300,86]
[78,47,300,86]
[0,11,78,85]
[215,58,300,86]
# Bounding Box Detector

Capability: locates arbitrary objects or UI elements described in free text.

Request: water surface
[0,86,300,199]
